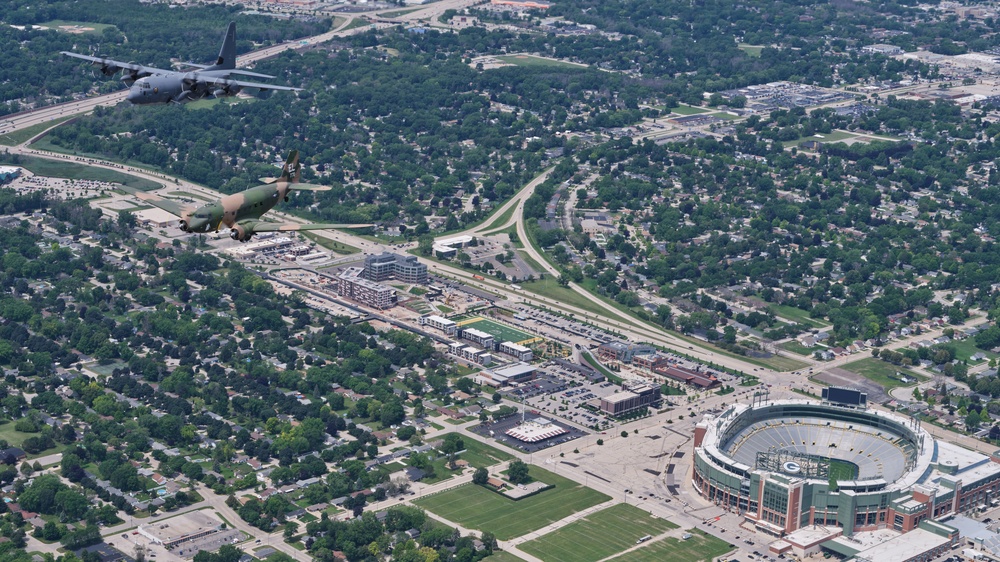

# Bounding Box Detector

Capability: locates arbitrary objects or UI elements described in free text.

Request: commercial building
[485,363,536,386]
[692,399,1000,540]
[337,267,397,309]
[632,353,669,371]
[363,252,428,284]
[599,383,661,415]
[506,418,567,443]
[432,235,474,258]
[862,44,904,55]
[458,327,495,350]
[498,341,533,362]
[655,365,719,388]
[0,166,22,183]
[134,207,180,229]
[597,341,657,363]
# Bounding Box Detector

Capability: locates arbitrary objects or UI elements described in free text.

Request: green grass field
[185,97,256,111]
[667,104,710,115]
[496,55,588,69]
[454,316,536,344]
[943,338,997,362]
[459,439,515,468]
[738,43,764,57]
[378,7,423,17]
[342,18,375,32]
[520,504,678,562]
[480,203,519,233]
[606,529,734,562]
[781,340,815,356]
[0,116,77,146]
[300,232,360,255]
[783,130,859,149]
[838,357,926,390]
[521,278,620,319]
[415,466,611,540]
[3,155,161,191]
[768,304,828,329]
[0,421,64,459]
[37,20,117,34]
[829,459,858,481]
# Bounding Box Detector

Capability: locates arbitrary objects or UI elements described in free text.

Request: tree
[472,467,488,485]
[508,460,530,484]
[966,410,982,431]
[441,433,464,469]
[284,521,299,542]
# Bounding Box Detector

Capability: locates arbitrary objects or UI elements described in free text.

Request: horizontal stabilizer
[258,177,279,184]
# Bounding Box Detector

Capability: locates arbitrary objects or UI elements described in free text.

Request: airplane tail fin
[278,151,331,191]
[280,150,301,184]
[208,22,237,71]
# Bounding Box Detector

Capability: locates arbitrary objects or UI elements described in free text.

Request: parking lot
[470,412,586,453]
[499,363,625,431]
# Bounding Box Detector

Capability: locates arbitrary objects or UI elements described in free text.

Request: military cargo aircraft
[135,151,369,241]
[62,22,301,104]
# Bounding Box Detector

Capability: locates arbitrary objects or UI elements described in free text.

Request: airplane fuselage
[183,181,292,234]
[127,71,240,105]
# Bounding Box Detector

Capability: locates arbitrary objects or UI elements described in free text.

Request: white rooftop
[782,525,840,548]
[846,528,949,562]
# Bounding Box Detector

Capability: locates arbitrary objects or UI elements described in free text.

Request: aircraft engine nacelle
[100,63,120,76]
[230,223,254,242]
[179,219,189,232]
[213,85,241,98]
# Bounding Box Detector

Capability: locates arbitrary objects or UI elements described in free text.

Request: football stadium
[693,390,1000,542]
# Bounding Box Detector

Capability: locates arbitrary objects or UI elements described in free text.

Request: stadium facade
[693,398,1000,538]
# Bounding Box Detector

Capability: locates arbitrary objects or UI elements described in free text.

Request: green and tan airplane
[135,150,370,241]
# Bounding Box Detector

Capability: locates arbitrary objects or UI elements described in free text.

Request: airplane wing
[187,74,302,93]
[252,222,373,233]
[289,183,331,191]
[229,69,277,79]
[60,51,170,78]
[180,64,275,79]
[128,190,195,221]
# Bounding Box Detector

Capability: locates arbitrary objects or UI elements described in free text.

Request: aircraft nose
[126,86,141,103]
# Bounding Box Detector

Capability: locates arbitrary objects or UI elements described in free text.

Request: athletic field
[520,503,679,562]
[415,467,610,540]
[606,529,734,562]
[453,315,537,345]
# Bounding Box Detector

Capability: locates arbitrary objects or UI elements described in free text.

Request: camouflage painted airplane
[135,151,370,242]
[62,22,301,104]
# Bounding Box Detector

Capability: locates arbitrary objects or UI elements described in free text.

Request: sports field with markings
[606,529,734,562]
[520,503,679,562]
[453,315,537,345]
[414,466,610,540]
